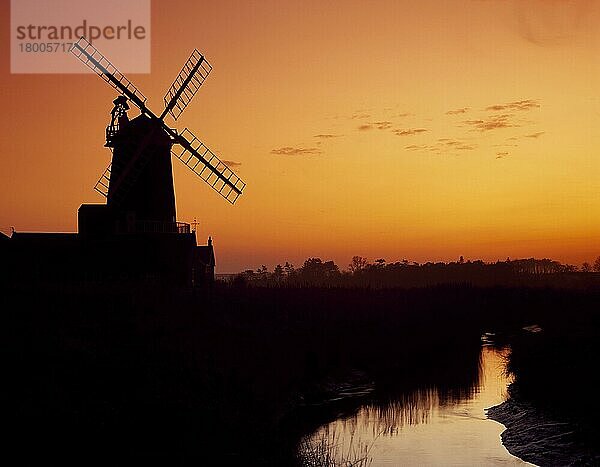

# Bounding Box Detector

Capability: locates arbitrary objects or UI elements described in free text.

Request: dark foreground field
[2,282,598,465]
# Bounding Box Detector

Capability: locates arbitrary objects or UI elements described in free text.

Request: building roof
[10,232,79,245]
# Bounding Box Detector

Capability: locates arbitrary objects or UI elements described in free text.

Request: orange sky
[2,0,600,272]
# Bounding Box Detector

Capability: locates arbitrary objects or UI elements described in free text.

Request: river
[303,345,533,466]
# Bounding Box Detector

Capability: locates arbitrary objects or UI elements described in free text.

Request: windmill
[70,36,246,234]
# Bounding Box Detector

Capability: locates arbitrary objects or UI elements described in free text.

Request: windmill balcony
[105,125,119,147]
[115,220,191,235]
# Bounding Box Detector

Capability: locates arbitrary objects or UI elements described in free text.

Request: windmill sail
[162,50,212,121]
[171,128,245,204]
[70,37,148,112]
[94,163,112,197]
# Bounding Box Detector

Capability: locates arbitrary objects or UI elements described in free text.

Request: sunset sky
[2,0,600,272]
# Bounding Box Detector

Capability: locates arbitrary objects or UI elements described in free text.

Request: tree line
[231,255,600,288]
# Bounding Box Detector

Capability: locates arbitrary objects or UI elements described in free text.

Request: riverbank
[487,384,600,466]
[486,310,600,466]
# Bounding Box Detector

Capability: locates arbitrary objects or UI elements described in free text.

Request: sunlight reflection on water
[308,346,534,466]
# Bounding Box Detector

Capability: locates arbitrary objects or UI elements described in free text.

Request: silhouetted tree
[273,264,284,283]
[581,262,591,273]
[349,256,369,274]
[299,258,340,284]
[284,262,295,278]
[594,256,600,272]
[257,265,268,283]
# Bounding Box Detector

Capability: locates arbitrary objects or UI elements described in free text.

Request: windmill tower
[106,104,177,228]
[70,37,245,284]
[72,37,245,236]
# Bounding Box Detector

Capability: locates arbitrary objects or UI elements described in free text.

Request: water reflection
[306,346,531,466]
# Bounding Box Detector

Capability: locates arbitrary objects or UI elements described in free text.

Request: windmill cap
[113,96,130,109]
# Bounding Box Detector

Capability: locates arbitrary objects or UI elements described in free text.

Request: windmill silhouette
[71,37,246,234]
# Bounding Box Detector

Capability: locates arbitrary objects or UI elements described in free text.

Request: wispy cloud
[485,99,540,112]
[222,160,242,168]
[405,144,427,151]
[463,114,517,131]
[351,113,371,119]
[358,124,373,131]
[271,147,321,156]
[496,152,509,159]
[439,138,464,146]
[446,108,469,115]
[436,138,477,150]
[371,121,393,130]
[524,131,545,138]
[404,138,477,154]
[394,128,428,136]
[313,134,343,139]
